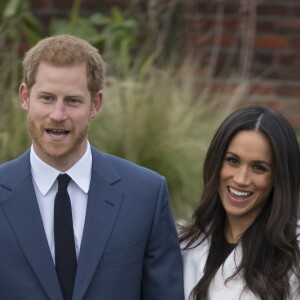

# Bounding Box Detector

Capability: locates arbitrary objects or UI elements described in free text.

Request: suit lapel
[0,151,63,300]
[0,148,124,300]
[73,149,123,300]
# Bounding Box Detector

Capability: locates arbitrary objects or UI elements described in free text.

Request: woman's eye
[225,157,239,165]
[253,165,267,172]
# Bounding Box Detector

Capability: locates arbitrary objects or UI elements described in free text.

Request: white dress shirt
[30,143,92,262]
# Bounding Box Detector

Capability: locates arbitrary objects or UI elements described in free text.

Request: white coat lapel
[209,244,256,299]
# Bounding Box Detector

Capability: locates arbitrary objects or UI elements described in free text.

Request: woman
[180,105,300,300]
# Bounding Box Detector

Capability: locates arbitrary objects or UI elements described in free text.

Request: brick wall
[29,0,300,130]
[28,0,130,25]
[184,0,300,130]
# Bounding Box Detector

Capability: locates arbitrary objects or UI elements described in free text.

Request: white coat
[181,237,300,300]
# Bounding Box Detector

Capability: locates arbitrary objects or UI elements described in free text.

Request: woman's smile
[219,130,273,225]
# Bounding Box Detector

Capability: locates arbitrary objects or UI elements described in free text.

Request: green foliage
[0,0,42,101]
[1,0,41,44]
[0,94,29,163]
[89,68,222,219]
[49,0,101,44]
[0,0,245,219]
[50,0,139,77]
[90,8,138,76]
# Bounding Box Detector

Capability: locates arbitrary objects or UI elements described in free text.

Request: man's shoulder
[0,150,30,181]
[91,147,164,183]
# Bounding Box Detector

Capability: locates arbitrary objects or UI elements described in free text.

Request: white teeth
[229,187,251,197]
[48,129,68,134]
[47,129,68,137]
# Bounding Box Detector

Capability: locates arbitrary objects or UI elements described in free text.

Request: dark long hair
[180,105,300,300]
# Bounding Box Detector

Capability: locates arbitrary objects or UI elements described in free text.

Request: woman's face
[219,130,273,226]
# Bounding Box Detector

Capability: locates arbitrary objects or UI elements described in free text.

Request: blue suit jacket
[0,147,184,300]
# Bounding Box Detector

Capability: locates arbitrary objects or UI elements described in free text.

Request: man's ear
[90,90,103,118]
[19,83,30,111]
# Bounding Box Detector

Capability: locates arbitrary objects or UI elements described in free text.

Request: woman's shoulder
[181,235,211,300]
[297,220,300,244]
[181,235,210,263]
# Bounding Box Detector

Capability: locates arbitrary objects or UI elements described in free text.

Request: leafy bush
[89,67,226,219]
[0,0,256,219]
[0,94,29,162]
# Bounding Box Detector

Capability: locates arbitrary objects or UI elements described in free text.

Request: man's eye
[41,95,53,101]
[66,98,80,104]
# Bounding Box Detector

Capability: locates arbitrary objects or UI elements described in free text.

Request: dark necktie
[54,174,77,300]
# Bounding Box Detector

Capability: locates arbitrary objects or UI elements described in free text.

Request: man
[0,34,184,300]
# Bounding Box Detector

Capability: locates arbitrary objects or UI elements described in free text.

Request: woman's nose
[233,167,250,186]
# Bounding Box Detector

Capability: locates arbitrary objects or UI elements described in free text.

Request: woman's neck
[224,215,254,244]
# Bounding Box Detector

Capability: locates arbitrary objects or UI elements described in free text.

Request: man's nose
[49,100,67,121]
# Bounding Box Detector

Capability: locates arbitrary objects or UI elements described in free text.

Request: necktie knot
[57,174,71,190]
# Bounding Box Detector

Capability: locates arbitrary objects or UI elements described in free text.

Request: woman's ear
[19,83,30,111]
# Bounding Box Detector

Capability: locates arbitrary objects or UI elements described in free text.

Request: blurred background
[0,0,299,220]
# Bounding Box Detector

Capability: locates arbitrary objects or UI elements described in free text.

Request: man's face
[19,62,102,170]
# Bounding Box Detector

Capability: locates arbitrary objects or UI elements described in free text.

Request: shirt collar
[30,142,92,196]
